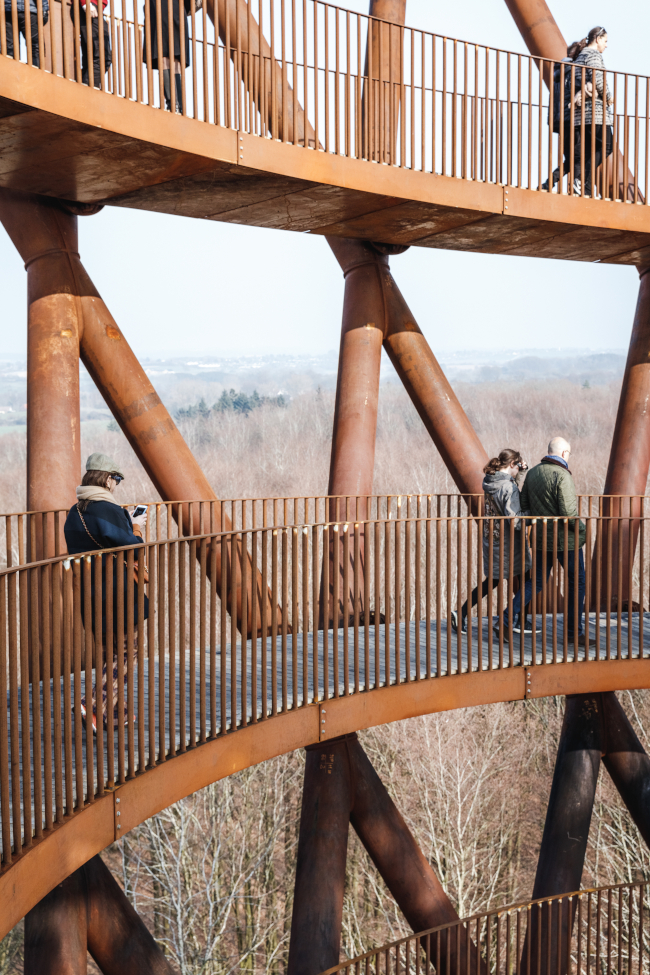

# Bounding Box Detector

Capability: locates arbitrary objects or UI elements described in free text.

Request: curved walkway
[0,513,649,937]
[1,2,650,263]
[320,880,650,975]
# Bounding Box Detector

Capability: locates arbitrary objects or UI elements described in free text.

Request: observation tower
[1,0,650,971]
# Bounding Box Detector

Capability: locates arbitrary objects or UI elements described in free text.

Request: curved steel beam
[1,657,648,942]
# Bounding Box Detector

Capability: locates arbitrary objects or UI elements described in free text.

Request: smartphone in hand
[132,505,148,518]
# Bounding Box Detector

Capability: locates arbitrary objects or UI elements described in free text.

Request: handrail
[319,880,650,975]
[2,492,646,568]
[0,0,646,204]
[1,509,649,876]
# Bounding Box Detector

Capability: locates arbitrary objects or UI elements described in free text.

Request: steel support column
[601,692,650,846]
[206,0,317,147]
[327,237,487,501]
[381,271,487,499]
[288,734,466,975]
[24,868,88,975]
[287,737,353,975]
[523,694,604,975]
[347,737,462,944]
[503,0,648,601]
[25,855,173,975]
[1,187,273,634]
[363,1,407,164]
[84,855,174,975]
[326,237,387,509]
[0,189,83,558]
[597,268,650,607]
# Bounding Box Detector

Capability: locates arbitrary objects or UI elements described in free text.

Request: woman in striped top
[571,27,614,197]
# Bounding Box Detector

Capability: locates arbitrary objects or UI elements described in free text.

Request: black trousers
[5,10,40,66]
[71,9,112,88]
[573,123,614,193]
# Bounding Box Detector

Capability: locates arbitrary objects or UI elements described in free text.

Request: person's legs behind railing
[5,8,41,66]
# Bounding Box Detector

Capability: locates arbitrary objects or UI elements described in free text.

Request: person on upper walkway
[506,437,595,648]
[451,448,530,634]
[570,26,614,197]
[70,0,113,89]
[64,452,148,734]
[542,40,587,193]
[4,0,48,68]
[143,0,201,113]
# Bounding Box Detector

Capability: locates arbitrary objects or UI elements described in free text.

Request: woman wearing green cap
[64,452,149,734]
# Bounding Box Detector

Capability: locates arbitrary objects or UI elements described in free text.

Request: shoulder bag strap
[76,503,104,550]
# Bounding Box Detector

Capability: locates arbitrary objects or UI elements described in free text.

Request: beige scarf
[76,485,121,507]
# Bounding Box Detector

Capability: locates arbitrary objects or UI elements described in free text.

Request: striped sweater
[569,48,613,127]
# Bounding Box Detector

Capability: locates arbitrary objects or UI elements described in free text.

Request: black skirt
[143,0,191,68]
[81,553,149,639]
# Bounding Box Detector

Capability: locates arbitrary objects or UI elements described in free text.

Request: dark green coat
[520,459,586,551]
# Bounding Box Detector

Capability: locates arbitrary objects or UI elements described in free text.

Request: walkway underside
[2,59,650,265]
[0,649,647,943]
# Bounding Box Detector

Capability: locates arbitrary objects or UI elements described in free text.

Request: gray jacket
[482,471,531,579]
[570,48,613,126]
[4,0,48,16]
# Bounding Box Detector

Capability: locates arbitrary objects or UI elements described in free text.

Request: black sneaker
[513,617,542,634]
[450,611,467,633]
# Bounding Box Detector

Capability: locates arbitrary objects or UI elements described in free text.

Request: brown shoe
[574,634,596,648]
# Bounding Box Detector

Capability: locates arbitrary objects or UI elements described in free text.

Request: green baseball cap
[85,452,125,478]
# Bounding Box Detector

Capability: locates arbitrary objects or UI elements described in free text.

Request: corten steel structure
[3,0,650,973]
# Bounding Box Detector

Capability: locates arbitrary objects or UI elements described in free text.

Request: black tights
[461,576,532,621]
[461,577,499,620]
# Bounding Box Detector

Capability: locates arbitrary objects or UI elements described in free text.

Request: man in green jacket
[505,437,594,647]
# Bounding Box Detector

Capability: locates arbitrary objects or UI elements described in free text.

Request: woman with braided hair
[451,448,535,635]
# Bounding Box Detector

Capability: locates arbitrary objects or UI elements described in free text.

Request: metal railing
[1,493,475,568]
[320,880,650,975]
[1,0,647,204]
[2,493,645,569]
[1,509,649,865]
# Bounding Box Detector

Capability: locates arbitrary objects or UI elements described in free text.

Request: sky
[1,0,648,358]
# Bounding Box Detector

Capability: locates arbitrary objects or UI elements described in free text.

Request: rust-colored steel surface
[84,855,174,975]
[320,880,650,975]
[503,0,565,62]
[0,190,82,557]
[597,268,650,605]
[381,270,488,499]
[363,0,406,164]
[326,237,486,498]
[3,2,650,256]
[24,866,88,975]
[525,694,603,975]
[289,733,464,975]
[288,737,353,975]
[25,855,173,975]
[601,691,650,846]
[347,737,466,964]
[206,0,317,147]
[327,239,385,503]
[0,188,272,633]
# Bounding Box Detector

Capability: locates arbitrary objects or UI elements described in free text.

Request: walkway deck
[11,613,649,847]
[2,18,650,265]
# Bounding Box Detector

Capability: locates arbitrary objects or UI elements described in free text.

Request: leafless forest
[2,377,648,975]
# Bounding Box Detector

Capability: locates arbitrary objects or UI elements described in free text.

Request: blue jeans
[503,549,586,636]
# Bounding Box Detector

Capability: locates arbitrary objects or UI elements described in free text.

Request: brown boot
[575,633,596,648]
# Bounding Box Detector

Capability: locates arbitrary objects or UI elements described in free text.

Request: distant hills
[0,349,626,432]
